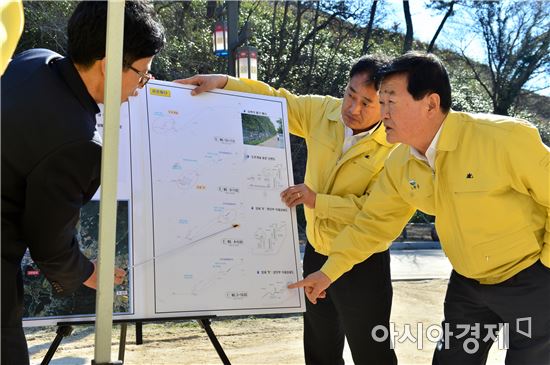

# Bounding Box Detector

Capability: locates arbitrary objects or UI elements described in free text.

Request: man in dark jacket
[1,2,165,363]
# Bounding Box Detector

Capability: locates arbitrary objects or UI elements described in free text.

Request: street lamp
[235,46,258,80]
[212,1,258,78]
[212,20,228,57]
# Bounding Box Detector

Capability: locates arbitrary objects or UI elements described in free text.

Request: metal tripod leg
[41,325,73,365]
[198,318,231,365]
[118,323,127,362]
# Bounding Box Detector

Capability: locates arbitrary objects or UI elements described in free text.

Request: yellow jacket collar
[437,110,461,152]
[372,123,393,147]
[327,106,341,123]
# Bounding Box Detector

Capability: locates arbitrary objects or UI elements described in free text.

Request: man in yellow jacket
[291,52,550,365]
[178,55,398,364]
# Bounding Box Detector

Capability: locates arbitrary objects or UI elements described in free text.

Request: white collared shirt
[341,119,380,155]
[410,124,443,171]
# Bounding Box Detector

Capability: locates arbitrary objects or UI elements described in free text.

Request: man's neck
[74,62,103,104]
[414,112,447,156]
[351,121,380,136]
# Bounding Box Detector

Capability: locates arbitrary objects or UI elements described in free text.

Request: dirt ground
[27,279,506,365]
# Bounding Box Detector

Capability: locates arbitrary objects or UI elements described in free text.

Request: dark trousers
[303,243,397,365]
[433,260,550,365]
[1,258,30,365]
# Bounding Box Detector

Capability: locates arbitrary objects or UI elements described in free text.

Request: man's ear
[427,93,440,113]
[99,58,106,76]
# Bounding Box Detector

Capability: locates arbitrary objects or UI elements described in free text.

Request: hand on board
[173,74,228,96]
[83,260,127,290]
[280,183,316,209]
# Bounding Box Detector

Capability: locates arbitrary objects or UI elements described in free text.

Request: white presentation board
[23,80,305,326]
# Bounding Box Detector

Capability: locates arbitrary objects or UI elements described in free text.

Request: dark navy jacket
[1,49,101,303]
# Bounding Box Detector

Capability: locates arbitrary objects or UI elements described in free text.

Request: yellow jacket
[225,77,396,255]
[1,0,24,75]
[322,111,550,284]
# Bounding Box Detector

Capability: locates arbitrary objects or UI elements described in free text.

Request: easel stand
[41,325,74,365]
[198,318,231,365]
[41,317,231,365]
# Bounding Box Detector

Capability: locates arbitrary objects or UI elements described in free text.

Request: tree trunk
[272,1,291,86]
[206,1,217,19]
[362,0,378,54]
[305,1,321,92]
[277,1,304,85]
[402,0,413,53]
[427,1,455,53]
[266,1,279,79]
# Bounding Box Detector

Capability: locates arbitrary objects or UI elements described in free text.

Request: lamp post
[212,1,257,79]
[212,20,228,57]
[226,1,238,76]
[235,46,258,80]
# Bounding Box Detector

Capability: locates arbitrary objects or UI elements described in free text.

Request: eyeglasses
[126,64,152,88]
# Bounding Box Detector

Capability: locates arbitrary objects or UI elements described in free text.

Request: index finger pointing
[288,279,307,289]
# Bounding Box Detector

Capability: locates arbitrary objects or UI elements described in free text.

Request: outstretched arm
[174,74,333,139]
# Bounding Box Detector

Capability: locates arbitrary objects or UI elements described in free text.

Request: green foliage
[447,64,493,113]
[151,1,226,80]
[16,1,77,55]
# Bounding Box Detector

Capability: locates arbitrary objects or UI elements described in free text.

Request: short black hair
[349,54,389,89]
[378,51,452,112]
[67,0,165,69]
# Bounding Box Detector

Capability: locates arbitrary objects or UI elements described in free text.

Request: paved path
[391,248,452,281]
[300,242,453,281]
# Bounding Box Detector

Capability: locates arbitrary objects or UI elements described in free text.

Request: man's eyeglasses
[126,64,152,88]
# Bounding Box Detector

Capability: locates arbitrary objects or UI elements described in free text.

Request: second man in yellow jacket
[178,55,398,364]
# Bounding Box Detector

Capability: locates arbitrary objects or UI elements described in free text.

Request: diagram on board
[143,81,304,315]
[260,280,294,304]
[252,221,288,255]
[246,163,285,190]
[171,257,246,297]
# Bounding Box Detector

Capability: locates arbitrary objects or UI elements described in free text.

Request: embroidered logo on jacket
[409,179,420,190]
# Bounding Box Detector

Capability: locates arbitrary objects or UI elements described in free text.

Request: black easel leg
[118,323,127,362]
[41,325,73,365]
[135,321,143,345]
[198,319,231,365]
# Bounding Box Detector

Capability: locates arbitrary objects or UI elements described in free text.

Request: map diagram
[246,163,285,190]
[260,280,294,304]
[253,221,288,255]
[172,257,246,297]
[142,82,303,314]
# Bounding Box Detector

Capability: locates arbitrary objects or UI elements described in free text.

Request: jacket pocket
[451,180,526,240]
[331,157,378,196]
[470,225,541,275]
